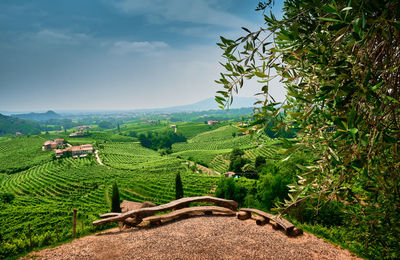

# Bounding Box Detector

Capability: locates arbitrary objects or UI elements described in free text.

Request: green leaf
[323,5,337,15]
[254,71,268,78]
[371,81,384,92]
[319,17,341,22]
[348,128,358,135]
[241,27,251,33]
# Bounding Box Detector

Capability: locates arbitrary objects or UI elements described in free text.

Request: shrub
[0,192,15,204]
[111,181,121,213]
[175,173,184,199]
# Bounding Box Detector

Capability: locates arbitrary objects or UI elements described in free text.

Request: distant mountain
[0,114,41,136]
[12,110,61,121]
[149,97,257,113]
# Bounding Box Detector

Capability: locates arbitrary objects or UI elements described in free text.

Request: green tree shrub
[216,0,400,257]
[0,193,15,204]
[254,156,266,170]
[111,181,121,213]
[175,173,184,199]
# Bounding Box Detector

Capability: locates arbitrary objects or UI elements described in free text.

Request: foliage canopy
[216,0,400,257]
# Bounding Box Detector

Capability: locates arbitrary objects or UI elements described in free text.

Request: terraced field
[244,144,278,161]
[0,136,53,174]
[67,132,137,145]
[0,121,281,258]
[171,125,277,173]
[0,138,221,258]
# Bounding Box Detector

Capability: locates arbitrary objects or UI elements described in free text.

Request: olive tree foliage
[216,0,399,254]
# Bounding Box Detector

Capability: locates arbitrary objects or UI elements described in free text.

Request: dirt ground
[23,215,360,260]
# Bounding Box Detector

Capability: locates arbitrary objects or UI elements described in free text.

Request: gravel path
[23,215,360,260]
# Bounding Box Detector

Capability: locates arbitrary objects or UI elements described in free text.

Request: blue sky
[0,0,284,111]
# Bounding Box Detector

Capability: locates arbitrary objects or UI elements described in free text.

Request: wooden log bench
[93,196,238,227]
[237,208,303,236]
[143,206,235,225]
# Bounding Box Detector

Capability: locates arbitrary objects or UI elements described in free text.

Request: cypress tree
[175,173,184,199]
[111,181,121,213]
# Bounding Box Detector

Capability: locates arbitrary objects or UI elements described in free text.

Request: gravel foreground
[22,215,360,260]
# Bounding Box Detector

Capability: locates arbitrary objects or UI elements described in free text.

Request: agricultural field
[172,122,227,139]
[0,136,53,174]
[170,125,280,173]
[1,119,280,258]
[120,121,226,140]
[66,131,137,145]
[0,130,223,258]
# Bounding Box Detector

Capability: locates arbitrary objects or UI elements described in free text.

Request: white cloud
[111,40,168,54]
[109,0,251,28]
[30,29,91,45]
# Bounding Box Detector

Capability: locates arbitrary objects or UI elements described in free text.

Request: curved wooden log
[237,211,251,220]
[143,206,235,225]
[100,212,121,219]
[288,227,303,236]
[254,216,268,226]
[93,196,238,226]
[239,208,301,236]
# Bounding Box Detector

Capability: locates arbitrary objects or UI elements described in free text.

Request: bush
[215,178,248,206]
[175,173,184,199]
[254,156,266,170]
[111,181,121,213]
[0,192,15,204]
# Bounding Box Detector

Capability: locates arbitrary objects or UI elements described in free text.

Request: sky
[0,0,285,112]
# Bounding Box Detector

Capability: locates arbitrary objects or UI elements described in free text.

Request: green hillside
[0,136,53,174]
[0,114,41,136]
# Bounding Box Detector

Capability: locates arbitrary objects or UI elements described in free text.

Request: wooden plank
[240,208,295,233]
[93,196,238,226]
[100,212,121,219]
[143,206,235,224]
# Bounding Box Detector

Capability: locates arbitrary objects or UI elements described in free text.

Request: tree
[254,156,266,170]
[175,173,184,199]
[216,0,400,257]
[111,181,121,213]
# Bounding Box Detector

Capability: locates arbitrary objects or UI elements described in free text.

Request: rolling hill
[0,113,41,136]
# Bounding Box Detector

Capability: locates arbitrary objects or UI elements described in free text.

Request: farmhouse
[55,144,93,158]
[77,125,91,131]
[69,131,85,137]
[224,172,236,178]
[207,120,219,125]
[43,139,64,150]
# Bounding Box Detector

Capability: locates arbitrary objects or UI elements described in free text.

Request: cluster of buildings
[43,139,65,150]
[170,124,177,133]
[76,125,91,131]
[55,144,93,159]
[207,120,219,125]
[69,131,86,137]
[42,139,93,159]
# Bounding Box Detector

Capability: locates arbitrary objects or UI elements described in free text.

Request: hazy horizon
[0,1,285,111]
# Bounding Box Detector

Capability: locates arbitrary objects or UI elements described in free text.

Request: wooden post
[28,223,32,248]
[73,208,77,238]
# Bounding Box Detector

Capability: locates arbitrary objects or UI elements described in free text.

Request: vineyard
[170,125,278,173]
[0,136,53,174]
[0,121,278,258]
[0,132,222,258]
